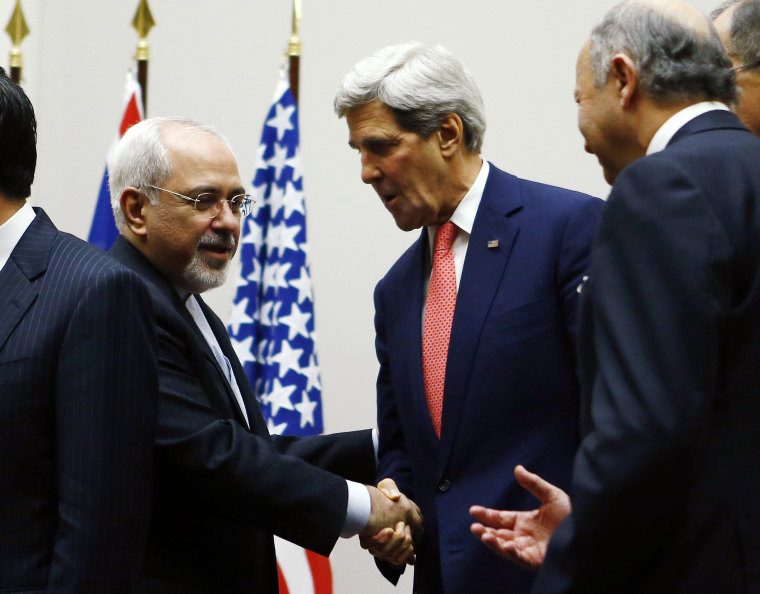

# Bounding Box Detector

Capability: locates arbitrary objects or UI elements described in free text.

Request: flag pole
[132,0,155,114]
[287,0,302,105]
[4,0,29,85]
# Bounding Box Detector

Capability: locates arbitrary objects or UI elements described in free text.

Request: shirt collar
[647,102,730,155]
[0,201,36,271]
[427,159,488,249]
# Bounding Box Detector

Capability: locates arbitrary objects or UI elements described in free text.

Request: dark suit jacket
[0,208,157,593]
[108,237,376,594]
[534,110,760,593]
[374,164,603,594]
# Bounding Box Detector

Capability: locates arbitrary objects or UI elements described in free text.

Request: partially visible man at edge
[106,116,422,593]
[335,42,604,594]
[472,1,760,591]
[713,0,760,135]
[0,67,157,592]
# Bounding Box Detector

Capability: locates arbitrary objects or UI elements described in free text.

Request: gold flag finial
[132,0,155,61]
[288,0,302,58]
[5,0,30,69]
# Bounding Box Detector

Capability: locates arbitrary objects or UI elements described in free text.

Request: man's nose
[360,154,381,185]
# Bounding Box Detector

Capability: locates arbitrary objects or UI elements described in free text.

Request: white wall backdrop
[0,0,719,591]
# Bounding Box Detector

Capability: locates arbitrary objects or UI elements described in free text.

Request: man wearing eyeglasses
[713,0,760,136]
[107,117,421,593]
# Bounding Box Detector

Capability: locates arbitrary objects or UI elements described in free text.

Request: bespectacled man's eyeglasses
[145,185,255,219]
[733,59,760,72]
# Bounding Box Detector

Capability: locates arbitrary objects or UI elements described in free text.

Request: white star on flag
[281,181,305,219]
[301,355,322,392]
[294,391,318,428]
[279,303,312,341]
[229,298,253,335]
[267,417,288,436]
[266,103,295,141]
[285,148,302,182]
[277,223,301,255]
[269,341,304,377]
[230,335,257,366]
[264,378,296,417]
[266,144,289,180]
[290,267,314,305]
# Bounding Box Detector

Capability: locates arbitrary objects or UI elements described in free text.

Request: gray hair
[713,0,760,69]
[109,116,230,231]
[333,42,486,153]
[590,0,736,105]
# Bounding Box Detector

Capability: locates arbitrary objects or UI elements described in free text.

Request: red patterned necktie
[422,221,458,438]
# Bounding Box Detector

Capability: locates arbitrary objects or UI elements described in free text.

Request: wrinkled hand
[360,478,423,566]
[469,465,571,570]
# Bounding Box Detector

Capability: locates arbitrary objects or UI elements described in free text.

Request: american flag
[227,71,331,594]
[88,69,143,251]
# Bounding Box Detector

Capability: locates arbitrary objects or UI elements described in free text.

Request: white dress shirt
[425,159,489,293]
[0,201,35,274]
[647,101,730,155]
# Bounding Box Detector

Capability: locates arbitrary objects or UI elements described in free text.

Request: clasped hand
[359,478,423,566]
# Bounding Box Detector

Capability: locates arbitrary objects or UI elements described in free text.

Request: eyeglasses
[146,185,255,219]
[733,59,760,72]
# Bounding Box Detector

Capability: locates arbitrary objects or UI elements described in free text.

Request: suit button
[437,479,451,493]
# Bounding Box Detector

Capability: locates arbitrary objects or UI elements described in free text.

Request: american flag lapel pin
[487,239,499,249]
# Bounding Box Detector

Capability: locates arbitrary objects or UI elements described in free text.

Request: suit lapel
[438,166,522,469]
[0,262,38,353]
[389,232,438,443]
[197,295,269,435]
[0,210,55,352]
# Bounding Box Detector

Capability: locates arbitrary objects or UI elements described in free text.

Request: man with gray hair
[106,116,423,593]
[335,43,603,593]
[713,0,760,135]
[471,1,760,591]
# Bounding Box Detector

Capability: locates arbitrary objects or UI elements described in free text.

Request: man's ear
[610,53,638,108]
[121,187,149,237]
[438,113,465,157]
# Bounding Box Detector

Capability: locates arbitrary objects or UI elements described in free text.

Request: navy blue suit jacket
[374,164,603,594]
[535,111,760,593]
[109,237,376,594]
[0,209,157,593]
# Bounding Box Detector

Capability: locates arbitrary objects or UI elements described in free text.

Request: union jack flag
[227,71,331,594]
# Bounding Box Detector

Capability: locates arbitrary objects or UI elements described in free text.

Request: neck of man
[441,151,484,219]
[0,195,27,226]
[635,96,710,153]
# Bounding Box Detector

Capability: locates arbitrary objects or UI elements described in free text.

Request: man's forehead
[346,102,403,145]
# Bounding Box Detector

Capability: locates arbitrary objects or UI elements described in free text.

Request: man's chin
[182,260,229,293]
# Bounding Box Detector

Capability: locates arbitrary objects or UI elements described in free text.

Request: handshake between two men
[361,479,424,566]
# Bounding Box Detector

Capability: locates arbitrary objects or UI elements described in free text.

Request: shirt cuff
[372,427,380,467]
[340,480,371,538]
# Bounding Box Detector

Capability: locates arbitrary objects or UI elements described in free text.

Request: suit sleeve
[271,430,376,485]
[152,308,350,556]
[48,268,157,593]
[535,159,732,592]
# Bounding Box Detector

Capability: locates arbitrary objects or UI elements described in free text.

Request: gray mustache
[198,232,236,250]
